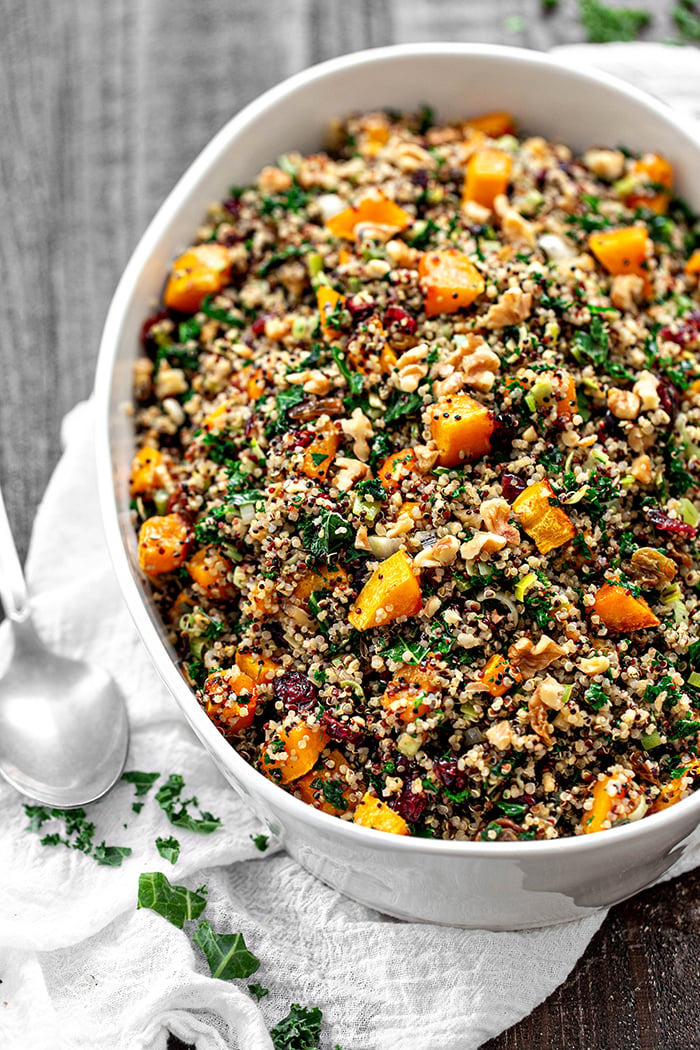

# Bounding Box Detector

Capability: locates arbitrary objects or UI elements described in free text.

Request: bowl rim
[94,40,700,859]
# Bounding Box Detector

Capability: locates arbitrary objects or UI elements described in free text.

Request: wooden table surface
[2,1,697,1047]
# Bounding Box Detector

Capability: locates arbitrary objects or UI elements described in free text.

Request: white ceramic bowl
[95,43,700,929]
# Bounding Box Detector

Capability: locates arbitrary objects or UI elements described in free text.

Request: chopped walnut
[479,497,520,546]
[461,199,492,224]
[461,532,507,559]
[528,676,564,746]
[434,333,500,395]
[485,720,513,751]
[632,370,661,412]
[355,220,405,245]
[484,286,532,329]
[627,418,656,452]
[413,535,460,568]
[133,357,154,401]
[413,443,439,472]
[608,387,641,420]
[628,546,677,587]
[385,239,422,269]
[340,407,374,462]
[393,141,436,172]
[578,655,611,676]
[610,274,644,311]
[333,456,369,493]
[257,165,293,193]
[494,194,536,247]
[386,505,419,538]
[286,369,332,396]
[355,525,372,552]
[582,148,625,181]
[508,635,568,679]
[631,453,653,484]
[155,365,188,400]
[394,343,429,393]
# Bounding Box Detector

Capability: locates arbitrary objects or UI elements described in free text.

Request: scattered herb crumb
[270,1003,323,1050]
[250,833,270,852]
[156,835,181,864]
[155,774,222,834]
[249,983,270,1001]
[24,805,130,866]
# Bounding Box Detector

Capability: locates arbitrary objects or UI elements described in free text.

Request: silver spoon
[0,481,129,807]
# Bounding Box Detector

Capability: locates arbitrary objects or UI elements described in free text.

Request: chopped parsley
[584,683,609,710]
[250,833,270,852]
[24,805,131,865]
[321,779,347,811]
[275,386,306,433]
[156,835,181,865]
[199,294,244,328]
[331,345,363,395]
[384,389,424,424]
[122,770,160,813]
[249,983,270,1001]
[260,185,311,215]
[355,478,386,501]
[301,509,354,561]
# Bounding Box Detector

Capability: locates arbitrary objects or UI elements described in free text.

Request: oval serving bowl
[95,43,700,929]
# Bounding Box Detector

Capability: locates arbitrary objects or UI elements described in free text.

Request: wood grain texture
[0,1,697,1046]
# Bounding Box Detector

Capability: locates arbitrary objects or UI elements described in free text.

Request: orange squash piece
[204,668,258,736]
[463,111,515,138]
[382,659,441,724]
[301,418,340,481]
[348,549,422,632]
[592,583,660,633]
[378,448,419,492]
[685,250,700,276]
[138,513,191,575]
[353,793,409,835]
[316,285,347,341]
[130,446,163,497]
[163,243,231,313]
[263,722,329,784]
[244,366,266,402]
[235,649,280,685]
[418,249,485,317]
[582,775,618,834]
[650,761,700,813]
[295,749,358,815]
[429,393,494,467]
[326,193,412,240]
[292,565,349,608]
[588,226,652,277]
[479,654,522,698]
[626,153,673,214]
[187,546,236,601]
[463,148,513,210]
[512,480,576,555]
[555,373,577,420]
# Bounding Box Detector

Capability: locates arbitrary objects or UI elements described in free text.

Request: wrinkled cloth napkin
[3,42,700,1050]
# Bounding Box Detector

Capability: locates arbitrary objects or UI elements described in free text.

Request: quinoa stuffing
[130,107,700,841]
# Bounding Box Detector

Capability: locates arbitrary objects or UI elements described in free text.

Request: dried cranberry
[346,295,375,321]
[645,508,697,539]
[391,786,428,823]
[490,412,518,454]
[273,672,319,712]
[291,429,315,449]
[384,305,417,335]
[598,411,619,440]
[411,169,429,189]
[220,228,244,247]
[222,197,242,216]
[501,472,527,502]
[251,316,267,336]
[432,756,467,794]
[657,378,680,427]
[141,310,169,351]
[659,311,700,347]
[320,712,366,747]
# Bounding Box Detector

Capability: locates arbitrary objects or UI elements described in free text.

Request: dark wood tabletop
[2,1,698,1047]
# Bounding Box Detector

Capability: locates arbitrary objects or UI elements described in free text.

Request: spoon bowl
[0,488,129,808]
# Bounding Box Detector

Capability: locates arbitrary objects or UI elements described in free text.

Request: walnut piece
[340,407,374,462]
[528,676,565,746]
[461,532,507,560]
[632,370,661,412]
[479,497,520,546]
[484,286,532,329]
[582,148,625,181]
[413,535,460,569]
[333,456,368,493]
[508,635,568,680]
[577,655,611,676]
[608,387,641,420]
[394,343,429,393]
[610,274,644,311]
[257,166,293,193]
[631,453,653,484]
[485,720,513,750]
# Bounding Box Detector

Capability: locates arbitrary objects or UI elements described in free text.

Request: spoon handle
[0,482,29,622]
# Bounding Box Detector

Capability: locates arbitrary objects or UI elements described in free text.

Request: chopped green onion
[524,392,537,414]
[613,173,640,197]
[514,572,537,602]
[592,450,610,465]
[677,498,700,527]
[291,316,308,340]
[688,671,700,689]
[153,489,169,515]
[641,729,664,751]
[531,377,553,406]
[620,475,637,488]
[397,732,421,757]
[561,684,573,704]
[306,252,324,278]
[661,583,683,605]
[460,702,479,722]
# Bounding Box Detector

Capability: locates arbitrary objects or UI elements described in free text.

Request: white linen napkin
[2,42,700,1050]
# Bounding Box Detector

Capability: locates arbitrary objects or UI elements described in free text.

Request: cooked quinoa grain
[132,108,700,840]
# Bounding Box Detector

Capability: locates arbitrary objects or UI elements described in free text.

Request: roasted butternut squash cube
[429,393,494,467]
[164,244,231,313]
[325,193,412,240]
[418,249,484,317]
[262,722,330,784]
[316,285,347,341]
[463,148,513,210]
[353,793,408,835]
[588,226,651,277]
[512,479,576,555]
[138,513,191,575]
[592,583,660,633]
[348,549,422,631]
